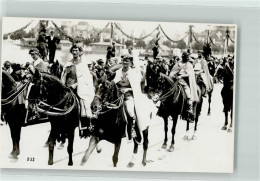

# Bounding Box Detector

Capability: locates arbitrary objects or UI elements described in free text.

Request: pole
[110,22,113,45]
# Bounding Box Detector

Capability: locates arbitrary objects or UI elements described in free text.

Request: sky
[2,17,235,39]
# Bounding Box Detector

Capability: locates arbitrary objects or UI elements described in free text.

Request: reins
[1,81,31,106]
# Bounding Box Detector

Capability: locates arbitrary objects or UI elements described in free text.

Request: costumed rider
[169,52,199,115]
[24,48,50,123]
[111,54,150,144]
[61,44,95,136]
[193,51,213,97]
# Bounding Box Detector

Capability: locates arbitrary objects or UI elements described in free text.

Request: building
[20,38,37,47]
[89,42,124,55]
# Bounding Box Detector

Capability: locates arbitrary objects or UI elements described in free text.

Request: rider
[111,54,149,144]
[28,48,49,74]
[193,51,213,96]
[61,44,95,135]
[169,52,199,114]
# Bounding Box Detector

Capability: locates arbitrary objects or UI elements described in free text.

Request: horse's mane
[2,70,16,85]
[42,72,65,88]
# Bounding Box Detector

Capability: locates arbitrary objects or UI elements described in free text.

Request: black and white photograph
[0,17,236,173]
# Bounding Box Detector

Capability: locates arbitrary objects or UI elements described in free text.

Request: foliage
[136,40,146,48]
[125,39,133,47]
[176,40,186,49]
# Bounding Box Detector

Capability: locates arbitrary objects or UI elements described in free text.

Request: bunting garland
[192,33,205,44]
[51,21,74,42]
[113,23,159,41]
[227,34,235,43]
[209,37,218,47]
[97,22,111,36]
[159,25,188,43]
[5,20,34,36]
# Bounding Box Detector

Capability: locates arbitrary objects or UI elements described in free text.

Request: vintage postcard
[1,17,236,173]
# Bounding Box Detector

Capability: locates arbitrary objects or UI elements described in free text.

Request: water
[1,41,111,67]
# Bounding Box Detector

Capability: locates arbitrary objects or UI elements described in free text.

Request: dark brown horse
[81,79,150,168]
[1,70,27,159]
[27,70,79,165]
[148,73,202,151]
[215,61,234,132]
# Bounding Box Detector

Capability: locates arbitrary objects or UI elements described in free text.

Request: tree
[227,44,235,53]
[162,40,172,48]
[211,45,221,53]
[192,42,203,51]
[136,40,146,48]
[125,39,133,47]
[176,40,186,50]
[3,34,8,40]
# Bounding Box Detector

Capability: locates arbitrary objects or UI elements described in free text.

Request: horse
[1,70,27,159]
[27,69,79,165]
[148,73,202,151]
[81,78,150,168]
[49,60,63,79]
[215,62,234,132]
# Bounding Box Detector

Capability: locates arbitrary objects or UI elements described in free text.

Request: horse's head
[50,60,63,78]
[1,70,17,99]
[91,75,112,114]
[29,69,64,103]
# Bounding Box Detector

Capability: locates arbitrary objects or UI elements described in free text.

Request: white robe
[62,59,95,117]
[113,68,151,132]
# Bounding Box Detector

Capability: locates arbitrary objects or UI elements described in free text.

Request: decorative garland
[113,23,159,41]
[97,22,111,35]
[51,20,74,42]
[159,25,188,43]
[209,37,218,47]
[5,20,33,36]
[227,34,235,43]
[192,33,205,44]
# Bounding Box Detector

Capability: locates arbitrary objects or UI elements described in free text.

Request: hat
[12,63,22,72]
[122,54,133,61]
[4,61,11,67]
[97,59,104,64]
[29,48,39,55]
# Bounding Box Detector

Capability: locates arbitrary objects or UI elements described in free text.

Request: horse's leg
[222,111,228,130]
[191,103,198,140]
[127,139,138,168]
[142,128,149,166]
[48,137,55,165]
[162,116,168,149]
[228,109,233,133]
[67,132,74,166]
[95,143,102,153]
[184,116,190,140]
[80,136,99,166]
[112,141,121,167]
[207,91,212,116]
[169,115,178,152]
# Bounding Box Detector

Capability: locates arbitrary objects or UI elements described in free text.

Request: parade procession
[0,18,236,173]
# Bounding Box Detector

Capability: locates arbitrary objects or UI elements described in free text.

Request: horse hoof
[207,113,211,116]
[168,146,174,152]
[191,135,196,140]
[142,161,147,166]
[127,162,134,168]
[227,128,232,133]
[222,126,227,130]
[68,161,73,166]
[48,161,53,165]
[58,143,64,150]
[183,135,189,140]
[96,148,102,153]
[161,143,167,149]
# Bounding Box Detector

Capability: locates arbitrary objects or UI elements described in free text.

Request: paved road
[0,83,234,173]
